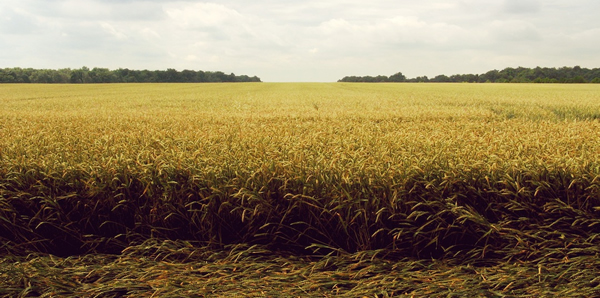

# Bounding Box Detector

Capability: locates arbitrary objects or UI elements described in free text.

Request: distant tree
[0,69,16,83]
[359,76,371,82]
[226,73,237,82]
[0,67,261,84]
[70,67,91,83]
[54,69,71,83]
[180,70,196,82]
[165,68,181,82]
[407,76,429,82]
[204,71,223,82]
[388,72,406,82]
[479,70,499,82]
[430,74,450,82]
[373,75,387,82]
[31,69,53,83]
[195,70,206,82]
[88,68,115,83]
[449,74,463,82]
[115,68,137,82]
[138,70,157,82]
[569,76,587,83]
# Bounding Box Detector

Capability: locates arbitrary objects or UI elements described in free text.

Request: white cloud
[100,22,128,40]
[489,20,541,43]
[502,0,542,14]
[140,28,161,40]
[0,6,42,35]
[571,27,600,41]
[1,0,599,81]
[165,3,246,30]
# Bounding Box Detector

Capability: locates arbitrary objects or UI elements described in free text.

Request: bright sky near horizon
[1,0,599,82]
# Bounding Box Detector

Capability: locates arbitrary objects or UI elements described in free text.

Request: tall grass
[1,83,599,264]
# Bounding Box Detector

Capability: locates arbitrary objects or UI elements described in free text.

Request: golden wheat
[1,82,600,296]
[0,82,599,255]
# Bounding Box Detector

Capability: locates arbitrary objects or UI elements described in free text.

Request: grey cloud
[489,20,541,43]
[0,7,41,35]
[2,0,600,81]
[502,0,542,14]
[22,0,166,22]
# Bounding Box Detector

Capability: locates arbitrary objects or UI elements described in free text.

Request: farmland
[1,83,600,296]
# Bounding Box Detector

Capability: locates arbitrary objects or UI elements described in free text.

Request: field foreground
[3,239,600,297]
[1,83,600,296]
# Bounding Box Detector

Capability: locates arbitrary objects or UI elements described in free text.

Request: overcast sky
[1,0,599,82]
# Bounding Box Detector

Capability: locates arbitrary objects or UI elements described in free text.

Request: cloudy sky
[1,0,599,82]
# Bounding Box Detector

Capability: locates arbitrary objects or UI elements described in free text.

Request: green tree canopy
[338,66,600,84]
[0,67,262,83]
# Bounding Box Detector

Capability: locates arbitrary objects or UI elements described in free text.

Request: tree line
[339,66,600,83]
[0,67,261,83]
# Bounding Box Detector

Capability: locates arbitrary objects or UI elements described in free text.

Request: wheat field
[1,83,600,296]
